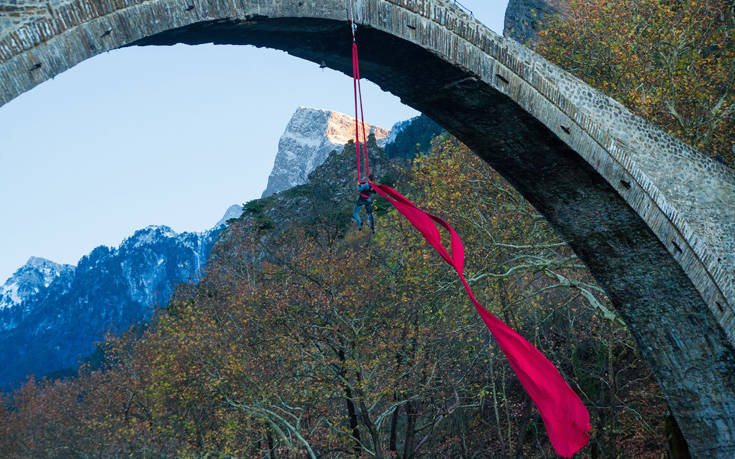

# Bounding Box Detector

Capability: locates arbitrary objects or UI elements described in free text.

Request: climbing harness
[346,2,590,456]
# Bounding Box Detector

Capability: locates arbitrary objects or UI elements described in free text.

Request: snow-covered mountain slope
[384,114,445,160]
[385,116,415,146]
[0,206,240,389]
[0,257,74,311]
[262,107,389,197]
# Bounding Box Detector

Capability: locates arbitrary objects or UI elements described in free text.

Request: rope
[350,0,370,182]
[348,0,357,39]
[355,45,370,179]
[352,42,362,183]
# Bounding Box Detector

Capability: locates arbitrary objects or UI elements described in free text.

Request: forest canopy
[0,138,669,457]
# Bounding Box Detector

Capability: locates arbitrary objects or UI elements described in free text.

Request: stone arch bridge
[1,0,733,455]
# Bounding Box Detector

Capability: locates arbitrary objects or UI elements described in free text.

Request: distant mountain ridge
[262,107,389,198]
[0,206,241,389]
[0,109,434,390]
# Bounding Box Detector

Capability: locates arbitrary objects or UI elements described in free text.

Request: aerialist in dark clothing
[353,173,376,233]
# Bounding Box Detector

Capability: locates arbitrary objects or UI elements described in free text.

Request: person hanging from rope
[349,0,376,234]
[353,173,376,233]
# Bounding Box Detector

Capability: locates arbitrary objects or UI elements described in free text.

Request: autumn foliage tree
[536,0,735,164]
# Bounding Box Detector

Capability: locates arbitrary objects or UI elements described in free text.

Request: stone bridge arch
[1,0,734,454]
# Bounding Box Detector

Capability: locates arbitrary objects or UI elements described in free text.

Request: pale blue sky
[0,1,508,282]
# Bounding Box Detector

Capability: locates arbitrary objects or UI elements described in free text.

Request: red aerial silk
[370,182,591,457]
[346,7,589,453]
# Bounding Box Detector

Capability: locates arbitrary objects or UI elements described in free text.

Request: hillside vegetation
[0,136,673,457]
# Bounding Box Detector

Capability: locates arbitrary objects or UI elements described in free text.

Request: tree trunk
[359,400,383,459]
[338,348,362,453]
[267,428,275,459]
[403,401,416,459]
[344,385,362,454]
[389,404,399,452]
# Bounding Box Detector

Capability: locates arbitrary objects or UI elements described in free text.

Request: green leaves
[537,0,735,164]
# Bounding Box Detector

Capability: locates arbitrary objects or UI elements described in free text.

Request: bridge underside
[132,18,735,454]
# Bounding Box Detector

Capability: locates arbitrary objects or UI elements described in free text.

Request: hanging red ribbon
[347,5,590,454]
[369,181,591,457]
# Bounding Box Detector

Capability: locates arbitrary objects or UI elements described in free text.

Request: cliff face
[211,134,394,273]
[261,107,389,198]
[503,0,569,44]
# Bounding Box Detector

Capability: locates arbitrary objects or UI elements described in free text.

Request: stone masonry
[0,0,734,455]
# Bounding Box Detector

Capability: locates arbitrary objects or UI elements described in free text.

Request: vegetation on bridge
[537,0,735,165]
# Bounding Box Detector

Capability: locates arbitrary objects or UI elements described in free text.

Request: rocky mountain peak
[0,257,74,310]
[261,107,389,198]
[385,117,416,145]
[121,225,178,249]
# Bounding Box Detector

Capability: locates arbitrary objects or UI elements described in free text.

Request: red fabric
[370,182,591,457]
